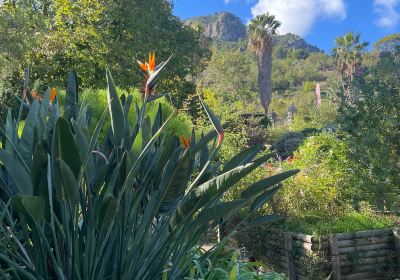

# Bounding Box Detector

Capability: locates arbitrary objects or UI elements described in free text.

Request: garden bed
[265,228,400,280]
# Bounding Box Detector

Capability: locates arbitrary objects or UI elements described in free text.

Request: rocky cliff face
[185,12,246,42]
[273,33,321,53]
[185,12,321,53]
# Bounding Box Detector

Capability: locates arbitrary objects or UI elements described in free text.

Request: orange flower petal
[137,60,148,72]
[217,130,224,146]
[149,52,156,72]
[50,87,57,102]
[179,135,191,149]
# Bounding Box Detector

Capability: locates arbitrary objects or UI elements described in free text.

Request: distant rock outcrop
[185,12,246,42]
[273,33,321,53]
[185,12,321,53]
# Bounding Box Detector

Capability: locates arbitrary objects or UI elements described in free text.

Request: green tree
[0,0,210,101]
[332,32,368,81]
[248,13,281,113]
[338,47,400,211]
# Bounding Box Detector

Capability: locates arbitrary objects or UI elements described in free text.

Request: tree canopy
[0,0,210,99]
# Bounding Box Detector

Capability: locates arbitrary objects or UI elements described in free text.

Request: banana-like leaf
[222,145,261,173]
[65,71,79,123]
[31,141,48,199]
[40,88,51,118]
[159,149,191,213]
[5,110,14,154]
[195,200,246,225]
[19,100,39,167]
[241,169,299,199]
[72,120,95,184]
[199,97,224,144]
[106,70,125,145]
[55,159,79,207]
[53,117,81,178]
[98,194,117,229]
[171,155,270,229]
[251,214,283,225]
[14,195,45,223]
[250,185,281,211]
[0,150,33,195]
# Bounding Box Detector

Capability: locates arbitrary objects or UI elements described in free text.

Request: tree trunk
[257,43,273,114]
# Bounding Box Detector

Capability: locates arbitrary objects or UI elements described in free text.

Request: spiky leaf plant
[0,55,298,279]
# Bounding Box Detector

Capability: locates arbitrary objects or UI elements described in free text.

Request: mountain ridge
[185,12,322,53]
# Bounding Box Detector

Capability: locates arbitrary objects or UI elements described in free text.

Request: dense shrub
[272,132,354,219]
[337,47,400,211]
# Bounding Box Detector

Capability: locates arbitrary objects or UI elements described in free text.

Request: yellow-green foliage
[275,132,353,219]
[57,87,192,136]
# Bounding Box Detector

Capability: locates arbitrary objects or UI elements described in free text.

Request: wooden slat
[339,249,393,259]
[336,229,392,241]
[341,271,378,280]
[338,243,392,254]
[330,234,341,280]
[337,236,391,248]
[340,256,393,267]
[393,228,400,268]
[284,232,296,280]
[293,233,328,243]
[294,240,329,251]
[341,263,386,275]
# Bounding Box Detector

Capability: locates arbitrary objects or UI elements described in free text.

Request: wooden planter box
[265,228,400,280]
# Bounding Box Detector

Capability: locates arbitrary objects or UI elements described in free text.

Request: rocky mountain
[273,33,321,53]
[185,12,246,42]
[185,12,321,53]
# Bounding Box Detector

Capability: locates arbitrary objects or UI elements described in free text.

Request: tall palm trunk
[257,42,273,114]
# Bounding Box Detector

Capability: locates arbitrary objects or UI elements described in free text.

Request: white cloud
[374,0,400,28]
[250,0,347,36]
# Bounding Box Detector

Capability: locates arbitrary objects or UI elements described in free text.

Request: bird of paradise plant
[0,53,298,280]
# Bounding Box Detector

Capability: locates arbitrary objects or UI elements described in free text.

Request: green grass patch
[275,211,397,236]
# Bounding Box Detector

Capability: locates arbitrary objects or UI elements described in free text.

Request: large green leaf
[0,150,33,195]
[241,169,299,199]
[158,149,191,213]
[14,195,45,223]
[199,97,224,144]
[171,155,271,229]
[251,214,283,225]
[195,200,246,225]
[19,100,39,167]
[53,117,81,178]
[31,141,48,199]
[98,194,117,229]
[222,145,261,173]
[106,70,125,145]
[65,71,79,123]
[55,159,79,207]
[250,185,281,211]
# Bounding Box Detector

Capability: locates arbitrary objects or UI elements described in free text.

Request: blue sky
[173,0,400,52]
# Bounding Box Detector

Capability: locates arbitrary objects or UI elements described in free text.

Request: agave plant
[0,54,299,279]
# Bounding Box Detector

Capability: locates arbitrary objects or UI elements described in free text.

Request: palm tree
[248,13,281,114]
[332,32,368,81]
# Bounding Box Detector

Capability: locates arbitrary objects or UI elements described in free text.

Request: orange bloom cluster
[137,52,156,74]
[50,87,57,102]
[179,135,191,149]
